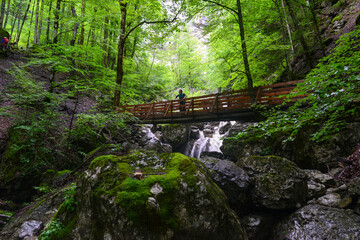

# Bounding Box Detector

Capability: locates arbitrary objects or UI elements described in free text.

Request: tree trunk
[274,0,293,77]
[309,0,325,56]
[33,0,40,44]
[46,0,52,43]
[70,5,79,46]
[114,0,127,108]
[58,3,65,43]
[36,0,44,44]
[10,0,22,42]
[3,0,11,28]
[0,0,5,28]
[284,0,313,68]
[102,16,109,65]
[26,0,35,49]
[236,0,254,103]
[78,0,86,45]
[281,0,294,54]
[17,0,32,47]
[53,0,61,44]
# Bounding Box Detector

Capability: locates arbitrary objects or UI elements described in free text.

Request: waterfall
[184,122,235,159]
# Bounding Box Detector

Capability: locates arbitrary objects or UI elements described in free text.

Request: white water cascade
[184,122,235,159]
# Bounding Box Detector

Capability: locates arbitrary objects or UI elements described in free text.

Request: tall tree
[0,0,5,28]
[113,0,182,107]
[16,0,32,47]
[53,0,61,43]
[202,0,254,102]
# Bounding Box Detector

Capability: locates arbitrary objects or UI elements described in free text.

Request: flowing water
[184,122,235,159]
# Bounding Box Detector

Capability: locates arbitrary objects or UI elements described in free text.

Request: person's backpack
[3,37,8,44]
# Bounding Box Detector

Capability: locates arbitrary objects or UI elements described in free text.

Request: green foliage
[236,28,360,143]
[62,183,78,212]
[39,219,64,240]
[71,112,135,153]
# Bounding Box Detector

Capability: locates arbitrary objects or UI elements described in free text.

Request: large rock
[273,204,360,240]
[222,122,360,171]
[161,124,190,150]
[237,156,308,209]
[0,190,65,240]
[68,152,247,239]
[199,156,249,205]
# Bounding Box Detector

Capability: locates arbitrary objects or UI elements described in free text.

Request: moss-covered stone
[237,156,308,209]
[71,151,247,239]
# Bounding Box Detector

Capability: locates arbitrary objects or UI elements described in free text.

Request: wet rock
[317,193,342,207]
[203,128,214,138]
[18,220,43,240]
[200,151,224,159]
[307,180,326,199]
[304,169,335,186]
[219,122,232,135]
[161,124,190,149]
[242,213,276,240]
[273,204,360,240]
[237,156,308,209]
[190,126,201,139]
[70,152,247,239]
[199,156,249,205]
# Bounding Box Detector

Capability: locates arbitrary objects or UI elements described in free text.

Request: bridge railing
[118,80,304,120]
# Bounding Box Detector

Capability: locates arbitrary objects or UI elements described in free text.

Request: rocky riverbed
[1,121,360,239]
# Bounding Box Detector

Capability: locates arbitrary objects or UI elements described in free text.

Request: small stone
[146,197,160,212]
[150,183,163,196]
[18,220,43,239]
[317,193,341,207]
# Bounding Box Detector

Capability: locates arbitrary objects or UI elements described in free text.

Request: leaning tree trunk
[10,0,21,41]
[3,0,11,28]
[281,0,294,54]
[114,0,127,108]
[236,0,254,103]
[26,0,35,49]
[284,0,313,68]
[16,0,32,47]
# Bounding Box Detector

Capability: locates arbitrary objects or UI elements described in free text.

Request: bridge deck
[118,80,305,123]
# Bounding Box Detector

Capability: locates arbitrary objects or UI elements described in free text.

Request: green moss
[89,155,120,170]
[87,152,201,231]
[57,170,72,177]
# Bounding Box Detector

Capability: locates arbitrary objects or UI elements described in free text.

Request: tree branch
[124,7,183,41]
[202,0,238,15]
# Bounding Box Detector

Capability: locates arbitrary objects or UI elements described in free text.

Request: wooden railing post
[170,101,173,119]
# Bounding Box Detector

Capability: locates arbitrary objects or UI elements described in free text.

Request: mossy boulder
[222,122,360,171]
[237,156,308,210]
[160,124,189,150]
[69,152,247,239]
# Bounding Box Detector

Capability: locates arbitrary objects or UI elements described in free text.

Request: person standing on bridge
[175,89,187,112]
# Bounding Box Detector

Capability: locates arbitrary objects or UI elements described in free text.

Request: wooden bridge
[118,80,305,124]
